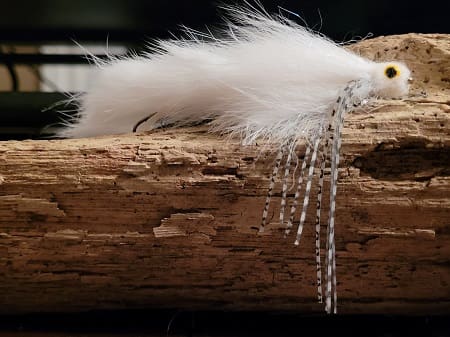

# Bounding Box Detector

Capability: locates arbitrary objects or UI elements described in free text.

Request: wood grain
[0,34,449,315]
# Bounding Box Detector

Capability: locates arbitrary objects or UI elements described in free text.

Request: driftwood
[0,34,449,315]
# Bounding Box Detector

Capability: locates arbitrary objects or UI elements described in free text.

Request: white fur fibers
[56,3,412,314]
[57,5,410,141]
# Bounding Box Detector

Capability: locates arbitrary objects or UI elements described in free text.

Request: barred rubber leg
[331,136,342,314]
[324,184,332,313]
[325,91,344,314]
[285,145,312,237]
[323,127,334,311]
[331,104,348,314]
[294,137,321,246]
[325,81,358,313]
[327,127,342,314]
[279,149,294,226]
[324,130,335,313]
[325,139,338,314]
[314,140,328,303]
[259,148,284,233]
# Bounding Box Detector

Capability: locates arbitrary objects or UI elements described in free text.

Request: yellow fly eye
[384,65,400,79]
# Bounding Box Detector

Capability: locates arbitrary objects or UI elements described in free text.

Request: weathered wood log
[0,34,449,315]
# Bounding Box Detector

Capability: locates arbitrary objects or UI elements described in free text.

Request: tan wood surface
[0,34,449,315]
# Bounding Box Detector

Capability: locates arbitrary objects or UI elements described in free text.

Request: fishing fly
[58,3,411,314]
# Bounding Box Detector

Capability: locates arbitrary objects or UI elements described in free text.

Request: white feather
[57,4,410,141]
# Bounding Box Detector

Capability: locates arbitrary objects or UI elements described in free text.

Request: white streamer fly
[58,3,411,314]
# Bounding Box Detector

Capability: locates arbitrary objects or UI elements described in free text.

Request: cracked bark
[0,34,449,315]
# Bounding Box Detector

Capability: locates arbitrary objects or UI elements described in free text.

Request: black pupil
[385,67,397,78]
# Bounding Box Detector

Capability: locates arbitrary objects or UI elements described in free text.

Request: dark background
[0,0,448,44]
[1,309,450,337]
